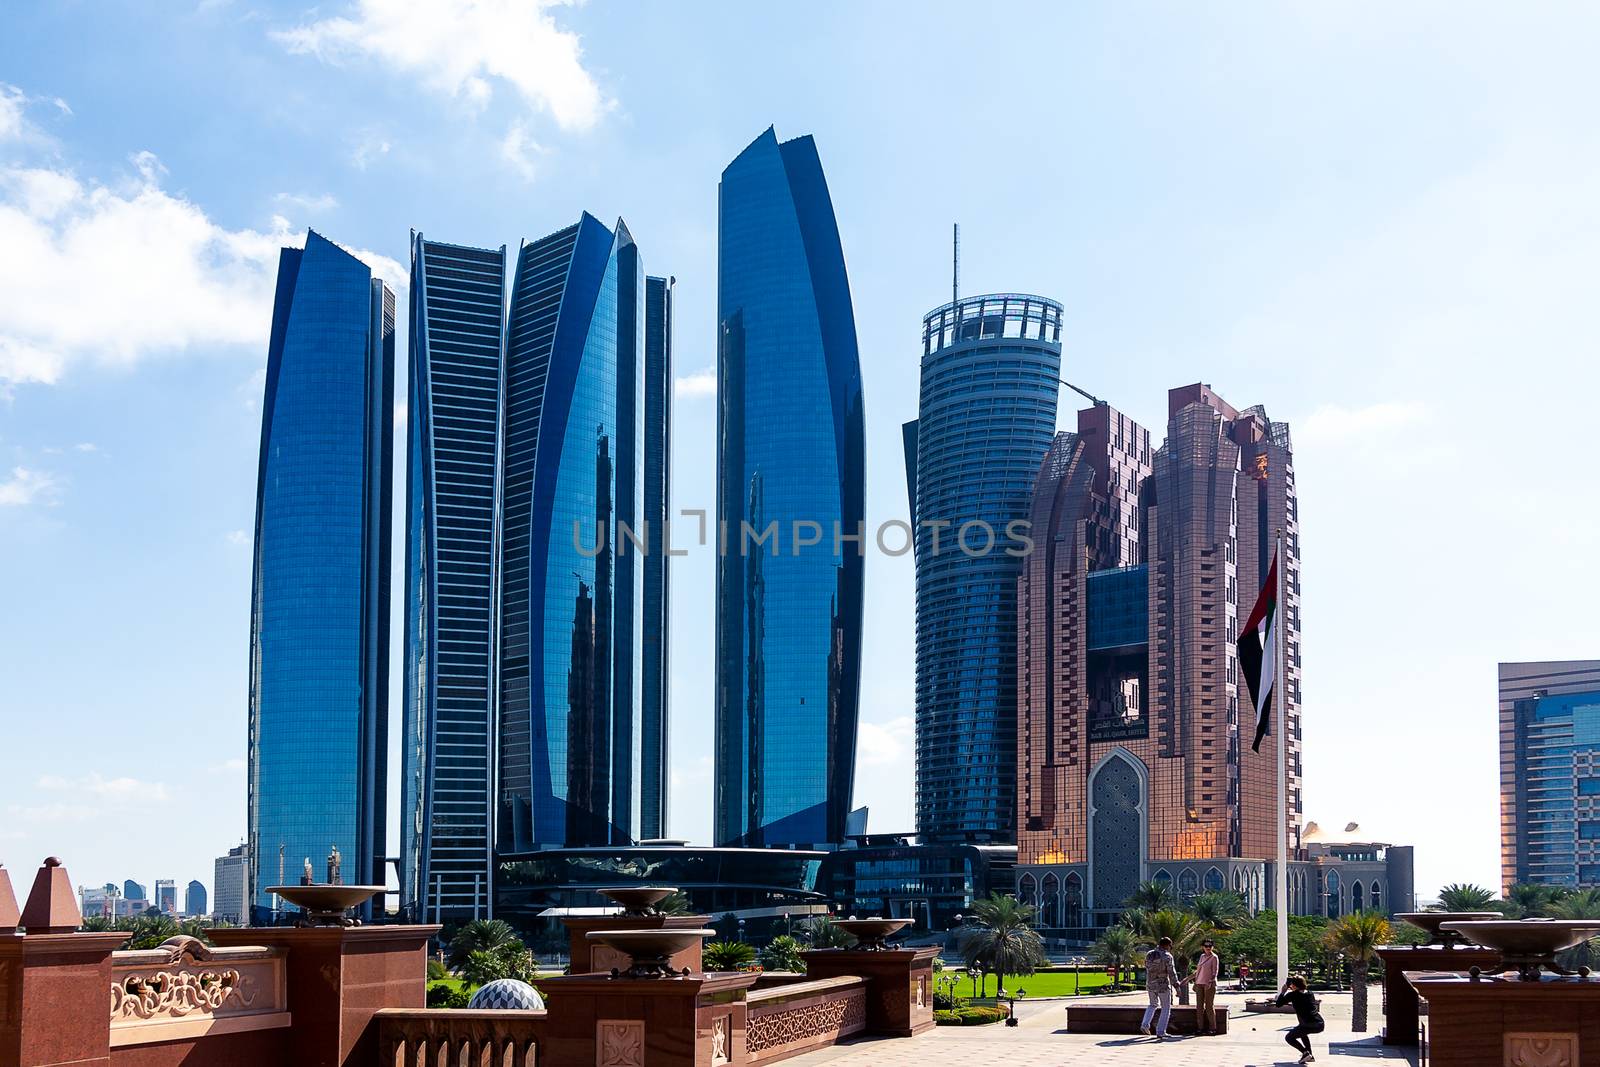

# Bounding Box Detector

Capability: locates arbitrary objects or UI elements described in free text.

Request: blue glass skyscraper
[640,276,673,841]
[496,214,652,852]
[715,127,865,848]
[402,235,505,921]
[248,230,394,918]
[906,294,1062,841]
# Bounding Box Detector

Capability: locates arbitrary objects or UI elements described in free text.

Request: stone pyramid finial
[0,863,20,931]
[19,856,82,934]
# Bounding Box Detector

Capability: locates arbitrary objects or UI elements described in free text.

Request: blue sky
[3,1,1598,905]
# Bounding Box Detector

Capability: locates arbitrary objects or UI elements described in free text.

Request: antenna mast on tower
[952,223,960,305]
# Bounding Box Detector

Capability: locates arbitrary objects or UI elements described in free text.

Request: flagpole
[1275,529,1289,989]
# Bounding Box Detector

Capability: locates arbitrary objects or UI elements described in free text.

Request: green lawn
[943,970,1121,998]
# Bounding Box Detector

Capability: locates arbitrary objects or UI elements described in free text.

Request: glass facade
[909,293,1061,841]
[1508,685,1600,886]
[402,236,505,920]
[715,127,864,848]
[497,214,650,853]
[248,230,394,918]
[641,276,674,840]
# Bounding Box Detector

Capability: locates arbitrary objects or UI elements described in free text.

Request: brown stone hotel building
[1012,384,1408,935]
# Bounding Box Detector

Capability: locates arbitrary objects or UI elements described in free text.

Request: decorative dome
[467,979,544,1011]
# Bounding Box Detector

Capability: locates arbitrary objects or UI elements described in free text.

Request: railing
[108,934,289,1048]
[375,1007,547,1067]
[745,975,866,1063]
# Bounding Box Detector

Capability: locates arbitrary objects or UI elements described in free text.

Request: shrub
[426,959,449,982]
[759,935,806,973]
[427,983,470,1009]
[932,987,956,1011]
[933,1010,960,1026]
[954,1005,1010,1026]
[703,941,757,972]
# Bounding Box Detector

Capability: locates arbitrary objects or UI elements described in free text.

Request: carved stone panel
[1505,1032,1579,1067]
[711,1013,731,1067]
[597,1019,645,1067]
[590,943,634,975]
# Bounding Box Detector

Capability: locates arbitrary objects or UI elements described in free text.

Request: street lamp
[1005,988,1026,1027]
[737,918,746,943]
[966,964,983,1000]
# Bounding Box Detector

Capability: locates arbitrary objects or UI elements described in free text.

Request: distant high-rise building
[1499,660,1600,892]
[185,880,207,917]
[123,879,146,904]
[905,293,1063,842]
[1015,385,1303,929]
[248,230,395,920]
[213,844,248,924]
[640,275,674,841]
[155,879,177,915]
[495,214,657,852]
[402,236,506,921]
[714,127,864,848]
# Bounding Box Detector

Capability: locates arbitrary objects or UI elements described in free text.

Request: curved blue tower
[248,231,394,918]
[714,127,865,848]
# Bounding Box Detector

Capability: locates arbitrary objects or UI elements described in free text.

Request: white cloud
[1297,401,1429,446]
[856,715,913,767]
[674,366,717,399]
[0,151,405,388]
[0,467,57,506]
[74,442,97,452]
[273,191,339,213]
[350,131,391,170]
[500,122,546,181]
[226,529,248,545]
[37,772,170,803]
[6,802,98,824]
[0,83,37,142]
[273,0,608,132]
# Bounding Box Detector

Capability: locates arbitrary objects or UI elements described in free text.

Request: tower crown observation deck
[906,292,1063,842]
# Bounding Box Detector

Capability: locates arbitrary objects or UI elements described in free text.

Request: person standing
[1276,974,1326,1063]
[1139,936,1177,1040]
[1187,938,1220,1035]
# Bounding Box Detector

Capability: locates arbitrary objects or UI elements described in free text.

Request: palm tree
[656,892,691,916]
[1435,883,1497,911]
[1325,911,1391,1032]
[447,918,519,969]
[1135,910,1206,1004]
[1190,890,1249,932]
[760,934,806,972]
[958,893,1045,996]
[1549,889,1600,971]
[803,916,854,949]
[1500,883,1556,919]
[702,940,756,972]
[1125,880,1177,913]
[1092,925,1141,989]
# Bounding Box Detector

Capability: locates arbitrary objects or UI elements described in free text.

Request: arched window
[1064,872,1084,928]
[1179,868,1200,903]
[1153,868,1173,891]
[1351,880,1365,913]
[1370,882,1383,915]
[1019,873,1038,914]
[1325,870,1341,919]
[1204,867,1225,893]
[1042,873,1061,928]
[1233,868,1245,893]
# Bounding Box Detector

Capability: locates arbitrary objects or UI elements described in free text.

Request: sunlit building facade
[1500,660,1600,893]
[1015,385,1305,934]
[402,235,505,921]
[715,127,864,848]
[905,294,1062,842]
[248,231,394,920]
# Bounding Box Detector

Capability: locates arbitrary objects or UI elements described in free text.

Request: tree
[760,935,806,972]
[1135,910,1206,1004]
[703,941,756,972]
[462,941,535,987]
[803,916,854,949]
[1325,912,1391,1032]
[656,892,692,916]
[1501,883,1569,919]
[447,919,519,969]
[1125,880,1177,913]
[1190,891,1249,932]
[1092,925,1141,989]
[958,893,1046,996]
[1549,889,1600,971]
[1435,884,1496,911]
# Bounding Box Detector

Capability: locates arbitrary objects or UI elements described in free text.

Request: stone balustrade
[745,975,867,1063]
[108,935,289,1050]
[375,1008,546,1067]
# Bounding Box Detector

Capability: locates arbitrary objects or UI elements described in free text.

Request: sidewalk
[786,988,1419,1066]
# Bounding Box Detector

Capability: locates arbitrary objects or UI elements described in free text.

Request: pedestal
[0,930,128,1067]
[533,971,758,1066]
[210,924,438,1067]
[563,914,712,974]
[801,947,939,1037]
[1374,944,1498,1046]
[1409,971,1600,1066]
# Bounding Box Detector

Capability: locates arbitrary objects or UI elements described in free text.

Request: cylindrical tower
[911,293,1062,841]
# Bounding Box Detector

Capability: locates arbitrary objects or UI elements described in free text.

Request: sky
[3,0,1598,906]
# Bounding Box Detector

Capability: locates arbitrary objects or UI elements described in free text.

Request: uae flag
[1239,553,1279,752]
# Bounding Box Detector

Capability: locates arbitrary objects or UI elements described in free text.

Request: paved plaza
[789,988,1419,1066]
